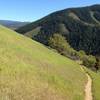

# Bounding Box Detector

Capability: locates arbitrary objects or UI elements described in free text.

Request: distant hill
[0,25,87,100]
[16,4,100,55]
[0,20,30,30]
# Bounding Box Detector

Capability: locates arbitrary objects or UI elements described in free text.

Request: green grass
[0,25,87,100]
[85,68,100,100]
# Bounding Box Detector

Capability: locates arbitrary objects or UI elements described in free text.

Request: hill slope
[16,4,100,55]
[0,25,87,100]
[0,20,29,30]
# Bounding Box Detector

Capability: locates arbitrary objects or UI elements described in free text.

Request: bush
[77,50,86,60]
[83,55,96,68]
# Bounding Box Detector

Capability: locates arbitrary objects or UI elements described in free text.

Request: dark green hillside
[16,4,100,55]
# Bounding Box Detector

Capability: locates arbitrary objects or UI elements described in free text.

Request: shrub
[83,55,96,68]
[77,50,86,60]
[95,58,100,71]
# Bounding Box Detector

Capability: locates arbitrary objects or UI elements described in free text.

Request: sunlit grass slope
[0,25,87,100]
[85,68,100,100]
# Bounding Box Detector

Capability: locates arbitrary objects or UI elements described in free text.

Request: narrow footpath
[85,73,93,100]
[76,61,93,100]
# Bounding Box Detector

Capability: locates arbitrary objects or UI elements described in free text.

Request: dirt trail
[76,61,93,100]
[85,73,93,100]
[81,65,93,100]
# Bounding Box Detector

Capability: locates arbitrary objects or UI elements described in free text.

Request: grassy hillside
[16,4,100,55]
[85,68,100,100]
[0,25,87,100]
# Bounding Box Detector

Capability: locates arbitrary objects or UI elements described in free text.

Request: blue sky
[0,0,100,22]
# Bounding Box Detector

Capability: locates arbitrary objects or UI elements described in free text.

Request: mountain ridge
[16,4,100,55]
[0,20,30,30]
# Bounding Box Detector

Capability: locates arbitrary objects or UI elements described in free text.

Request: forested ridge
[16,4,100,55]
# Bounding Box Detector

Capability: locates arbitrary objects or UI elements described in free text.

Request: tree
[49,34,70,54]
[48,33,79,60]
